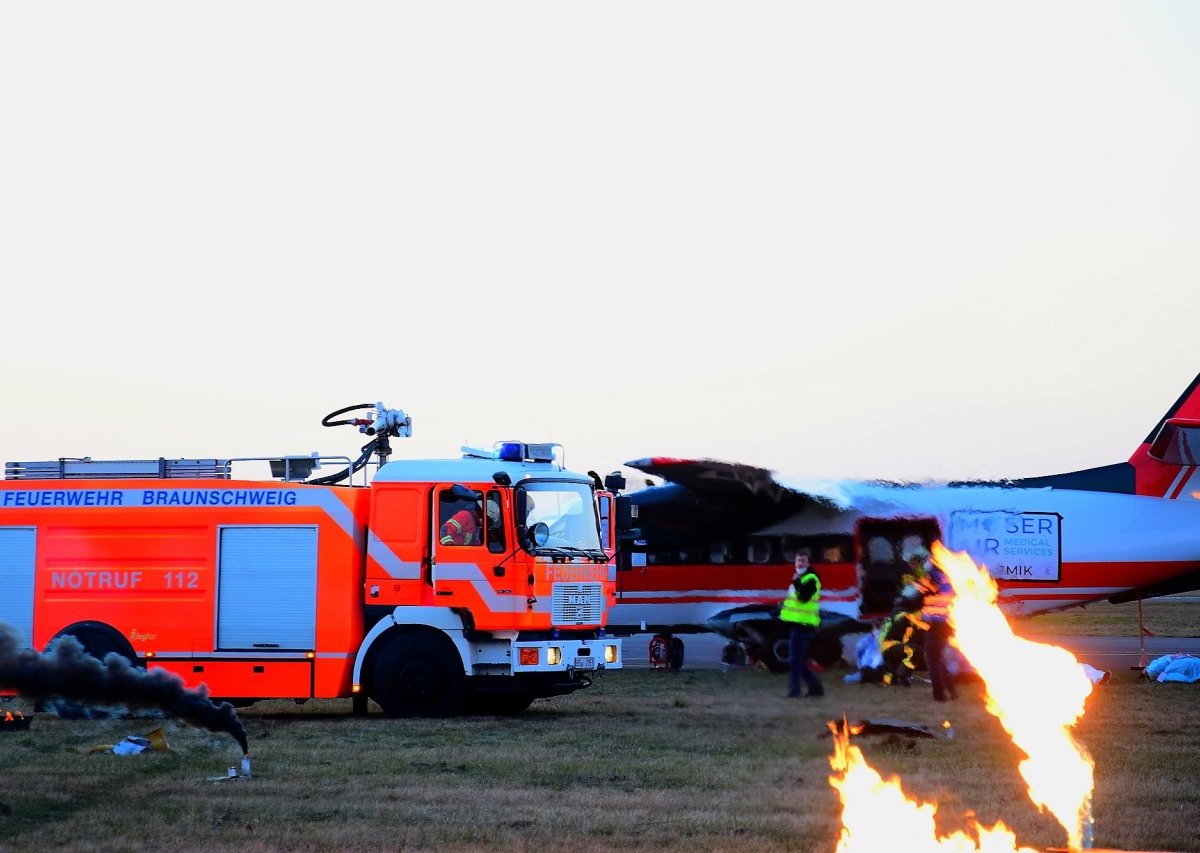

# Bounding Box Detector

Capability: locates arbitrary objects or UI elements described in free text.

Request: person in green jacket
[781,553,824,698]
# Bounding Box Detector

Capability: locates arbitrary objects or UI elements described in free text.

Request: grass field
[1016,596,1200,640]
[3,629,1199,853]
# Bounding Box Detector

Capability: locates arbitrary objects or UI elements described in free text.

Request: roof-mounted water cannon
[358,403,412,439]
[357,403,412,467]
[310,402,412,485]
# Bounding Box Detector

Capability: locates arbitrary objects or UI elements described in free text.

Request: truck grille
[551,583,603,625]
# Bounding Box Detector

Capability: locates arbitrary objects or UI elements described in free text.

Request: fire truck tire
[39,625,139,720]
[370,633,467,718]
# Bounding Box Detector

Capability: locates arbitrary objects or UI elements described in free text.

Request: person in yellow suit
[879,587,929,686]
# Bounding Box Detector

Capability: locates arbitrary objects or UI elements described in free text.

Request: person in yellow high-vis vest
[780,553,824,698]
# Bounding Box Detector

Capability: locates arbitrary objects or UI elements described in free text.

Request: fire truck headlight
[519,647,540,666]
[604,645,618,664]
[546,647,562,666]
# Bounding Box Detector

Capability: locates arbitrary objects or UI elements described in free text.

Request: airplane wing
[628,457,802,503]
[623,457,849,547]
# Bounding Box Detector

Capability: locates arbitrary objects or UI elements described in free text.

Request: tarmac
[618,631,1200,674]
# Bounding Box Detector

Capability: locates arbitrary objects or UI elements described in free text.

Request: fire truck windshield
[521,483,602,552]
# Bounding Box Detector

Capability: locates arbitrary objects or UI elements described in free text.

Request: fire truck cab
[0,404,623,717]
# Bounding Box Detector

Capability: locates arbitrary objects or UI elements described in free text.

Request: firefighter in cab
[440,500,482,546]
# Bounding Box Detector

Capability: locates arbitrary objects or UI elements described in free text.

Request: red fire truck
[0,403,624,716]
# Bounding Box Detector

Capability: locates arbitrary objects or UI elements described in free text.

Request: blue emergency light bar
[494,442,561,464]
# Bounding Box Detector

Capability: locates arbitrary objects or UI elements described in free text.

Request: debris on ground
[69,726,174,755]
[820,717,955,740]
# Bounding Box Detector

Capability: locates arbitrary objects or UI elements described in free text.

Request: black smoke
[0,623,248,753]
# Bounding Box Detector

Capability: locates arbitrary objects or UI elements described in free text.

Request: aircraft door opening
[855,517,941,615]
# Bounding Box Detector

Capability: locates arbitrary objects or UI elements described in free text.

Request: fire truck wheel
[371,633,467,718]
[39,626,139,720]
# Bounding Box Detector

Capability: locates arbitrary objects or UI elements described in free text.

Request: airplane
[605,372,1200,672]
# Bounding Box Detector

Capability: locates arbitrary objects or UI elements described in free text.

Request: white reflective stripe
[999,587,1124,597]
[367,531,421,579]
[298,490,359,540]
[430,563,485,582]
[437,562,608,621]
[436,561,549,614]
[0,487,363,542]
[615,589,783,600]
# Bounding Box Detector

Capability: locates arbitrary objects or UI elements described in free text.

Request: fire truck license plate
[573,656,595,670]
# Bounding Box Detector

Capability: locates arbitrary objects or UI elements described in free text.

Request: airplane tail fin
[1128,372,1200,498]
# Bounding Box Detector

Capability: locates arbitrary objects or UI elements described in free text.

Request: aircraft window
[679,547,702,564]
[823,545,846,563]
[746,538,772,564]
[866,536,895,565]
[899,535,927,562]
[780,537,798,563]
[708,543,732,564]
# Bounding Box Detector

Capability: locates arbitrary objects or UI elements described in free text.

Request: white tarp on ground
[1144,654,1200,683]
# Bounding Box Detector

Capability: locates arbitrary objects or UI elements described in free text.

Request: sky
[2,2,1199,487]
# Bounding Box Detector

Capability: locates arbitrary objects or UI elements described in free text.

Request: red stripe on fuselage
[616,559,1197,605]
[616,562,857,593]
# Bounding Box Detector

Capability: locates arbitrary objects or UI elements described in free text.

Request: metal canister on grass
[241,755,251,778]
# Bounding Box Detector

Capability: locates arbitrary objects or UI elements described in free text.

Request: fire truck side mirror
[527,522,550,548]
[615,496,634,531]
[604,471,627,492]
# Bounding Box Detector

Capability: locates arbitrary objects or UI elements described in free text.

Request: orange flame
[829,718,1037,853]
[828,543,1095,853]
[932,542,1094,851]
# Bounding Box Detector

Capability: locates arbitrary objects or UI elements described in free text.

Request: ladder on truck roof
[5,458,233,480]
